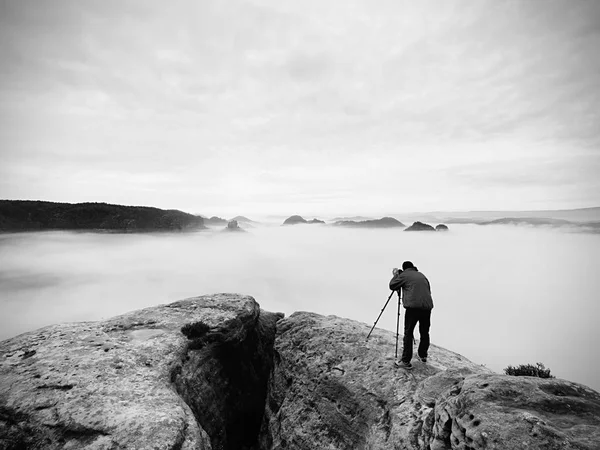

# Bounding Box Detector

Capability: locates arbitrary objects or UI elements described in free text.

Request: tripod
[366,289,403,359]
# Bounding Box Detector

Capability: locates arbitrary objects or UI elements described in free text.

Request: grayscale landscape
[1,0,600,448]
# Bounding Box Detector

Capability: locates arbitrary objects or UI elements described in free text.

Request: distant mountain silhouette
[331,216,374,222]
[444,218,487,224]
[230,216,256,224]
[204,216,228,226]
[282,215,324,225]
[283,215,306,225]
[435,224,449,231]
[334,217,405,228]
[404,221,435,231]
[480,217,573,226]
[0,200,206,232]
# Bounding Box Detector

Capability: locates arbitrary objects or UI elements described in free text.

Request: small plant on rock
[504,362,554,379]
[181,321,210,339]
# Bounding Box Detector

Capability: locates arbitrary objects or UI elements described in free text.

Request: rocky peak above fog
[282,215,324,225]
[222,219,246,232]
[333,216,406,228]
[1,294,598,449]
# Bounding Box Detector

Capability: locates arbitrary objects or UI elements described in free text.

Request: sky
[1,0,599,218]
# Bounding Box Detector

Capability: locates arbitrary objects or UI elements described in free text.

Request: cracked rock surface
[260,312,600,450]
[2,297,599,449]
[0,294,278,450]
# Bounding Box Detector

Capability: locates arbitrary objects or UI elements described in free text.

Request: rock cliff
[1,295,599,449]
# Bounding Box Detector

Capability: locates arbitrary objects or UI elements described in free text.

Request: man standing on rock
[389,261,434,369]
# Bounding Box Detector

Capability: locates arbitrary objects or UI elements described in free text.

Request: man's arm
[389,270,404,291]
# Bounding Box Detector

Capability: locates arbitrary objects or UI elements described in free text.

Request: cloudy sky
[1,0,599,217]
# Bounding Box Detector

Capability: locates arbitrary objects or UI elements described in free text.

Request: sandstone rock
[0,294,280,450]
[260,312,600,449]
[2,298,599,450]
[429,373,600,449]
[404,221,436,231]
[222,219,246,232]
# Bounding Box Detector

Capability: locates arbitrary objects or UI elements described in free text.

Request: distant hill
[0,200,206,232]
[230,216,256,224]
[282,215,325,225]
[404,221,436,231]
[331,216,375,222]
[415,207,600,224]
[480,217,573,226]
[221,220,246,233]
[334,217,405,228]
[204,216,228,226]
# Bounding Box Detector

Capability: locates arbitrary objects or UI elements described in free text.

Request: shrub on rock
[181,321,210,339]
[504,362,554,379]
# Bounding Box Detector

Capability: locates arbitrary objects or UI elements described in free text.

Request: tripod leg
[395,291,401,359]
[366,291,395,340]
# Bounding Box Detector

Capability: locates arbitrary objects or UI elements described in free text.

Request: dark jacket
[389,268,433,309]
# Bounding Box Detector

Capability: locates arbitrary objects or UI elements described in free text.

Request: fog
[1,224,599,391]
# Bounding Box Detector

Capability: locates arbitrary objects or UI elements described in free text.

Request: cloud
[1,0,599,213]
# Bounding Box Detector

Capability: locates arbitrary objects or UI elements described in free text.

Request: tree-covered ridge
[0,200,206,232]
[333,217,405,228]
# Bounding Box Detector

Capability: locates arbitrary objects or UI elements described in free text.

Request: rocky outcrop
[435,224,449,231]
[222,220,246,232]
[334,217,405,228]
[2,296,599,449]
[282,215,307,225]
[261,312,600,449]
[282,216,324,225]
[405,221,436,231]
[0,294,281,450]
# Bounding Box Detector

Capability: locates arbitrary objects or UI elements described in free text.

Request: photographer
[389,261,434,369]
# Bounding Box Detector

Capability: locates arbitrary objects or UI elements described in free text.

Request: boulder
[260,312,600,449]
[405,221,436,231]
[0,294,281,450]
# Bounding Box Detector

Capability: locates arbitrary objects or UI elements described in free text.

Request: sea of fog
[1,224,599,391]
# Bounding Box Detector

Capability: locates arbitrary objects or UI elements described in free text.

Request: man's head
[402,261,415,270]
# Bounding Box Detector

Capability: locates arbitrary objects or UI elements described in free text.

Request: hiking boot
[394,360,413,370]
[419,356,427,363]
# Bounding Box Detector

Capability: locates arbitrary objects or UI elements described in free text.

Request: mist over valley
[1,221,598,392]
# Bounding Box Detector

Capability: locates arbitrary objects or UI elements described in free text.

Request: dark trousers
[401,307,431,363]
